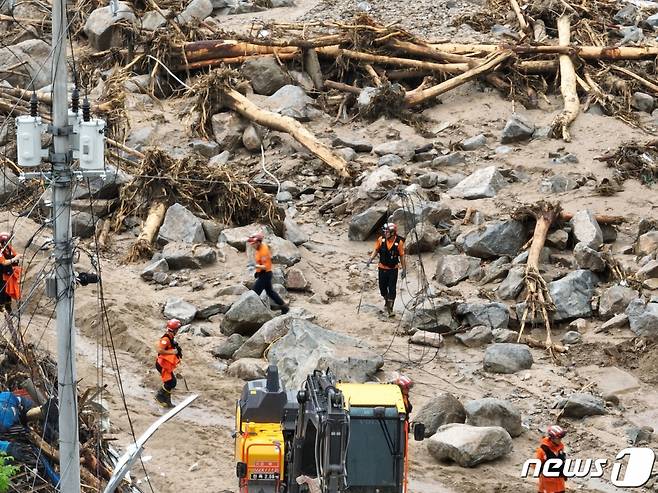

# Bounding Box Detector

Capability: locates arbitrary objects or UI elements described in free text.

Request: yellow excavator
[234,365,425,493]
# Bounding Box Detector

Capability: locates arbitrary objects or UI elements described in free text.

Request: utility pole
[51,0,81,489]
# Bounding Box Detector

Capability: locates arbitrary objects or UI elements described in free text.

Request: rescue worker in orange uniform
[0,232,21,313]
[154,319,183,408]
[247,233,289,314]
[367,223,406,317]
[395,375,413,414]
[535,425,568,493]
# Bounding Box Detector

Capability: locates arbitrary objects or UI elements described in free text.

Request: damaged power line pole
[51,0,81,489]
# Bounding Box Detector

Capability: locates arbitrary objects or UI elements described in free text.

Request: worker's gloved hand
[366,258,372,267]
[247,260,255,268]
[401,269,407,279]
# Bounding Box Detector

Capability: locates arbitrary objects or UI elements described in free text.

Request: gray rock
[372,141,416,160]
[196,297,238,319]
[267,319,384,388]
[497,266,525,300]
[455,326,494,348]
[201,220,223,244]
[141,259,169,281]
[549,270,599,321]
[161,242,216,270]
[456,301,509,330]
[561,331,582,345]
[539,175,577,194]
[234,315,294,359]
[285,267,310,291]
[388,202,451,236]
[163,297,198,325]
[427,424,513,467]
[73,164,131,200]
[71,211,97,238]
[157,203,205,245]
[378,154,403,167]
[227,358,267,380]
[546,229,569,250]
[620,25,643,44]
[283,217,309,245]
[599,313,629,332]
[553,393,606,418]
[626,426,653,446]
[211,112,247,150]
[280,181,300,197]
[336,147,357,162]
[599,285,639,319]
[626,299,658,338]
[449,166,506,199]
[402,300,457,333]
[217,284,249,296]
[432,152,465,167]
[268,236,301,266]
[332,135,372,153]
[574,242,606,272]
[461,134,487,151]
[265,85,317,121]
[483,343,533,374]
[218,224,272,251]
[242,125,262,152]
[492,328,519,343]
[414,393,466,437]
[348,206,387,241]
[152,272,170,285]
[177,0,212,24]
[211,334,247,359]
[0,40,54,88]
[637,230,658,256]
[458,220,526,259]
[614,4,637,25]
[409,330,444,348]
[549,152,579,165]
[632,92,654,113]
[435,255,481,286]
[0,170,19,202]
[358,166,400,200]
[571,210,603,250]
[242,57,292,96]
[646,12,658,29]
[512,248,550,266]
[414,173,438,189]
[637,259,658,280]
[220,290,275,336]
[464,398,522,437]
[84,3,136,51]
[406,223,441,254]
[141,10,167,30]
[501,114,535,144]
[209,150,231,167]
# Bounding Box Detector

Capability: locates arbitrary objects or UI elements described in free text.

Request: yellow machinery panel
[338,383,407,414]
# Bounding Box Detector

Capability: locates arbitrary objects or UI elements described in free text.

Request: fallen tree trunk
[183,40,299,62]
[551,16,579,142]
[405,51,513,106]
[180,52,299,70]
[304,48,324,90]
[386,39,478,64]
[324,80,362,94]
[125,200,167,262]
[558,212,624,224]
[222,86,351,179]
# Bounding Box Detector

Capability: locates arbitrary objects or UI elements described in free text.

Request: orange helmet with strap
[166,319,182,332]
[547,425,566,439]
[247,232,265,244]
[382,223,397,234]
[396,375,413,394]
[0,232,10,244]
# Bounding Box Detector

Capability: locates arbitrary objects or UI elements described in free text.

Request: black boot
[155,387,173,408]
[280,304,290,315]
[386,299,395,318]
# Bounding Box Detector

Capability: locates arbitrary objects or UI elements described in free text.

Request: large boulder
[267,319,384,388]
[455,326,494,348]
[599,285,639,319]
[211,112,248,150]
[570,210,603,250]
[548,270,598,321]
[456,301,509,330]
[457,220,526,259]
[0,39,53,89]
[427,424,513,467]
[157,203,206,245]
[402,300,457,334]
[574,243,605,272]
[626,299,658,339]
[211,334,247,359]
[219,224,272,251]
[265,85,318,121]
[227,358,268,380]
[405,223,441,254]
[285,267,310,291]
[464,398,522,437]
[71,211,97,238]
[74,164,131,200]
[163,297,198,325]
[220,291,275,336]
[283,217,309,245]
[348,206,387,241]
[242,56,292,95]
[497,266,525,300]
[435,255,481,286]
[141,259,169,281]
[389,202,452,236]
[268,236,301,266]
[414,393,466,437]
[161,242,217,269]
[636,230,658,256]
[449,166,506,199]
[483,343,533,374]
[358,166,400,200]
[233,315,294,359]
[84,3,136,51]
[553,393,606,418]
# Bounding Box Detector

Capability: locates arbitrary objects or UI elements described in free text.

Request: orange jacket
[0,245,20,300]
[536,437,566,493]
[156,333,180,372]
[254,243,273,273]
[374,236,405,270]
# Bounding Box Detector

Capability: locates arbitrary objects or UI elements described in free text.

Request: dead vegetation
[596,140,658,185]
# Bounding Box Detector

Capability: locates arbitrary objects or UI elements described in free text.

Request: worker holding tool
[535,425,568,493]
[367,223,406,317]
[0,232,21,313]
[154,319,183,408]
[247,232,289,314]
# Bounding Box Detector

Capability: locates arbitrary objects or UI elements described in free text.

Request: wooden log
[222,87,351,179]
[125,200,167,262]
[610,65,658,93]
[385,69,432,80]
[551,16,579,142]
[405,51,513,107]
[386,39,478,64]
[180,52,299,70]
[183,40,299,62]
[510,0,529,32]
[324,80,362,94]
[520,335,567,353]
[304,48,324,90]
[558,212,624,224]
[364,64,382,86]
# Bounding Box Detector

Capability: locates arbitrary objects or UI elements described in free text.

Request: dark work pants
[155,362,177,391]
[378,268,398,301]
[253,271,285,306]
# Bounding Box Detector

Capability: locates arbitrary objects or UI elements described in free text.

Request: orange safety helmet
[247,232,264,244]
[396,375,413,394]
[166,319,182,332]
[547,425,566,439]
[382,222,397,234]
[0,232,10,244]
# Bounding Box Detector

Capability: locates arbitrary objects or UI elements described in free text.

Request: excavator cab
[235,365,291,493]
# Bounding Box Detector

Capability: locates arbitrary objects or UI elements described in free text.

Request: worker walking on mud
[154,319,183,408]
[247,232,289,314]
[0,232,21,314]
[367,223,406,317]
[535,425,568,493]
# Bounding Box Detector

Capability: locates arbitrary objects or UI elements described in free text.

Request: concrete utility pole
[51,0,81,489]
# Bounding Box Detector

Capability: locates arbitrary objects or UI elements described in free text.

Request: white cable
[145,55,192,90]
[260,143,281,195]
